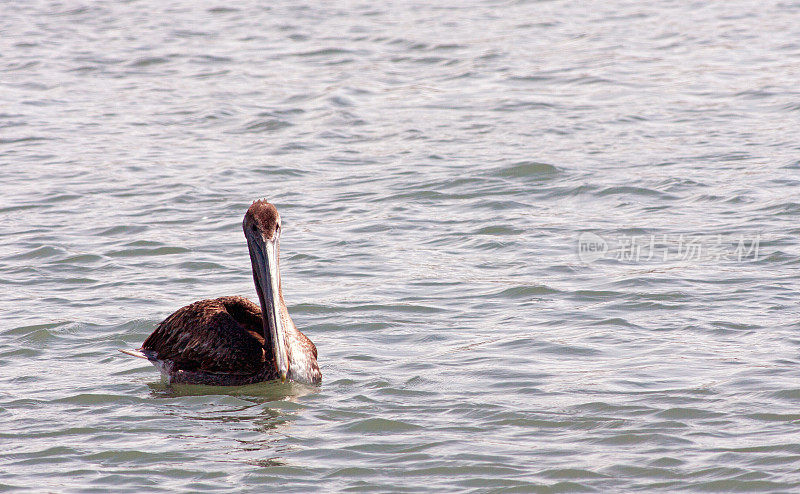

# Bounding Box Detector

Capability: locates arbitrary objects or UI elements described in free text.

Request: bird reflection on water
[145,380,319,466]
[145,379,318,401]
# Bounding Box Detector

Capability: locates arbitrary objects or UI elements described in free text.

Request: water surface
[2,0,800,491]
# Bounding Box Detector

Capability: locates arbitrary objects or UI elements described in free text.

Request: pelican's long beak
[247,230,289,382]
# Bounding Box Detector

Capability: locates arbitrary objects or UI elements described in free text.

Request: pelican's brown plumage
[120,200,321,386]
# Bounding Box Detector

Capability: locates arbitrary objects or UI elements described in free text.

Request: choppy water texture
[2,0,800,491]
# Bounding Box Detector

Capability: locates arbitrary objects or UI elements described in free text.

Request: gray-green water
[2,0,800,491]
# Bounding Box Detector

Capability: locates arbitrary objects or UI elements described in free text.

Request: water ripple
[2,0,800,491]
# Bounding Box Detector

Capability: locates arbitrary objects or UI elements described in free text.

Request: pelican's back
[141,296,267,375]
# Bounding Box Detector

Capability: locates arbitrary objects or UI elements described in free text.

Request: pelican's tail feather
[118,348,151,360]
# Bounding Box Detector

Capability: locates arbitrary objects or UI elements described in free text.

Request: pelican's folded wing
[142,298,265,375]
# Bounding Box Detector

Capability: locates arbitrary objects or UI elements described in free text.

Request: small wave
[344,417,422,433]
[231,118,293,134]
[127,56,172,67]
[105,246,190,257]
[492,161,560,178]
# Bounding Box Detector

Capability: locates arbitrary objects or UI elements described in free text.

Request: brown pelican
[120,200,321,386]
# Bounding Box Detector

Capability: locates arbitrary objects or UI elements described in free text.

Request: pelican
[120,200,321,385]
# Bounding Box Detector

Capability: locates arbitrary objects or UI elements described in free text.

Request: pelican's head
[243,200,287,381]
